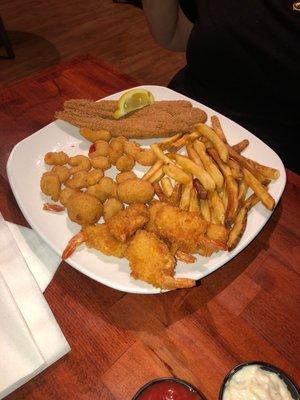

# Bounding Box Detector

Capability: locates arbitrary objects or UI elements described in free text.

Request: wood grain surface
[0,56,299,400]
[0,0,185,87]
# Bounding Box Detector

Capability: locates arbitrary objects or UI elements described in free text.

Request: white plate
[7,86,286,294]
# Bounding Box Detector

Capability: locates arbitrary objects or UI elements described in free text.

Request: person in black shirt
[142,1,300,173]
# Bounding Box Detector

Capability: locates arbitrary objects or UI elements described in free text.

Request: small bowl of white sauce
[219,361,299,400]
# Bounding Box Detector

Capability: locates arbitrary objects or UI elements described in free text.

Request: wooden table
[0,55,299,400]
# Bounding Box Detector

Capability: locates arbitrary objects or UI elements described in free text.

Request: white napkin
[0,213,70,399]
[6,222,61,293]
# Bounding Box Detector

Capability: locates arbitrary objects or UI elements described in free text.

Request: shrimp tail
[62,231,85,260]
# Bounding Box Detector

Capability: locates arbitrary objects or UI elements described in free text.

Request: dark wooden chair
[0,16,15,59]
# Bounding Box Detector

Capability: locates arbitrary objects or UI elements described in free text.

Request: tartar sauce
[223,365,293,400]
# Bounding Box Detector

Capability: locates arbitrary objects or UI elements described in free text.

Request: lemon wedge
[113,88,155,119]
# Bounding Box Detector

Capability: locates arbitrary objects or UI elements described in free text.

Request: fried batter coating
[107,203,149,242]
[153,204,227,254]
[40,172,61,202]
[86,177,117,202]
[89,140,110,158]
[116,154,135,172]
[68,155,91,174]
[66,192,103,226]
[125,230,195,289]
[52,165,70,183]
[65,171,89,189]
[103,198,124,222]
[116,171,137,184]
[146,201,166,234]
[80,127,111,142]
[90,156,111,171]
[108,138,125,165]
[117,178,154,204]
[62,224,127,260]
[56,99,207,139]
[154,205,209,253]
[44,151,69,166]
[123,141,157,166]
[59,187,80,206]
[86,169,104,186]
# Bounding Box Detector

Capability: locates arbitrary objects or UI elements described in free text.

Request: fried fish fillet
[125,230,195,290]
[55,99,207,139]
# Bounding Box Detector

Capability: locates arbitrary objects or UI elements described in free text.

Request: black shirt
[169,0,300,172]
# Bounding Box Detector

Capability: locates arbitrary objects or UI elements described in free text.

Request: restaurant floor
[0,0,185,87]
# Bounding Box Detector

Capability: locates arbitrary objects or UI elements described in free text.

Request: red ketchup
[89,143,96,155]
[138,381,201,400]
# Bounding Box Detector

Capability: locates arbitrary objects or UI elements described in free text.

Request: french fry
[232,139,249,153]
[193,178,207,200]
[179,183,192,210]
[200,199,211,222]
[159,133,184,150]
[211,115,228,143]
[219,187,228,210]
[163,164,192,185]
[195,123,229,163]
[208,191,225,225]
[207,148,239,227]
[244,193,260,209]
[193,140,224,190]
[170,131,200,151]
[228,158,243,180]
[148,167,164,183]
[189,187,201,213]
[243,168,275,210]
[142,159,163,181]
[186,143,204,167]
[227,206,248,251]
[227,193,259,251]
[151,143,175,165]
[201,137,214,149]
[227,145,268,184]
[167,183,182,207]
[225,175,239,227]
[237,180,248,207]
[161,176,173,197]
[243,157,280,180]
[153,181,168,202]
[174,154,216,190]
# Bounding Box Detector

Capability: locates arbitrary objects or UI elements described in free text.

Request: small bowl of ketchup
[132,377,205,400]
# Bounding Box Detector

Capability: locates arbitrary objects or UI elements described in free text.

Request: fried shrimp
[68,155,91,174]
[88,140,110,158]
[40,172,61,202]
[66,192,103,226]
[123,140,157,166]
[51,165,70,183]
[125,230,195,289]
[80,127,111,142]
[62,224,128,260]
[107,203,149,242]
[44,151,69,166]
[152,204,227,254]
[59,187,80,206]
[86,177,117,202]
[103,198,124,222]
[116,154,135,172]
